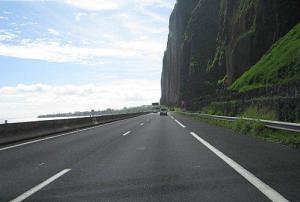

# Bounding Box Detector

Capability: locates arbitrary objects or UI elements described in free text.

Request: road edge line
[0,117,134,152]
[189,132,289,202]
[174,119,186,128]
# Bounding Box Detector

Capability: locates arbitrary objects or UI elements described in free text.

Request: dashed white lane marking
[189,132,289,202]
[0,118,133,152]
[122,131,131,136]
[140,123,144,126]
[10,169,71,202]
[174,119,186,128]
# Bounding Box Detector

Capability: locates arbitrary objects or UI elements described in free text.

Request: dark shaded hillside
[161,0,300,106]
[161,0,200,105]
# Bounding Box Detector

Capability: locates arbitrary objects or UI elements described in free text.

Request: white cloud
[0,0,173,64]
[75,12,86,21]
[0,0,174,123]
[0,30,17,41]
[47,28,60,36]
[0,36,165,64]
[75,12,98,21]
[0,16,8,20]
[0,80,160,119]
[10,21,38,27]
[63,0,124,11]
[141,9,168,22]
[122,18,167,35]
[3,11,12,15]
[63,0,175,11]
[136,0,175,9]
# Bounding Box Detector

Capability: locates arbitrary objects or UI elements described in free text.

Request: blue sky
[0,0,175,120]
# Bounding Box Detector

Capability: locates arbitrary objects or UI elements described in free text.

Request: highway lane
[0,114,153,201]
[0,113,299,201]
[173,113,300,201]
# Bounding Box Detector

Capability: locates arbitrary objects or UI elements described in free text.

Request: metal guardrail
[182,112,300,133]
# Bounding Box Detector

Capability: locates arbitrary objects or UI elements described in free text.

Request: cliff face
[161,0,300,106]
[161,0,199,105]
[220,0,300,84]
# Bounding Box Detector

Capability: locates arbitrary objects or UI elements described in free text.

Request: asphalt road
[0,113,299,201]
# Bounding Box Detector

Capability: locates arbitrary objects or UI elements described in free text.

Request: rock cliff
[161,0,300,106]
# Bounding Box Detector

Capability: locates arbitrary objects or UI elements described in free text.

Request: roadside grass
[176,111,300,148]
[175,107,183,113]
[201,104,223,115]
[199,104,278,120]
[241,106,277,120]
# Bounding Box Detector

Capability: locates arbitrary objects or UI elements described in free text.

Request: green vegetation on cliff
[230,22,300,92]
[235,0,258,22]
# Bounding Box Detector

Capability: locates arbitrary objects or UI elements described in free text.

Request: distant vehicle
[160,108,168,116]
[152,103,161,113]
[152,106,160,113]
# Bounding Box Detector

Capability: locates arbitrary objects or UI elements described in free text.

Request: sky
[0,0,175,120]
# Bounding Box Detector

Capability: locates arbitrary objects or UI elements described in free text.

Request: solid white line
[122,131,131,136]
[174,119,186,128]
[0,118,132,152]
[189,132,289,202]
[169,115,175,120]
[10,169,71,202]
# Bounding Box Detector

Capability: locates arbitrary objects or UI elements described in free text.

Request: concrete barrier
[0,112,147,146]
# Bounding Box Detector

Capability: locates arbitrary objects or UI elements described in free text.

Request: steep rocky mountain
[161,0,300,106]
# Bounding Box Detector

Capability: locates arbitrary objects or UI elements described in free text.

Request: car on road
[160,108,168,116]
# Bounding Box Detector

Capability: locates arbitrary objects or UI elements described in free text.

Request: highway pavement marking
[0,118,135,152]
[174,119,186,128]
[169,114,186,128]
[189,132,289,202]
[169,115,175,120]
[10,169,71,202]
[0,132,80,152]
[140,123,144,126]
[122,131,131,136]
